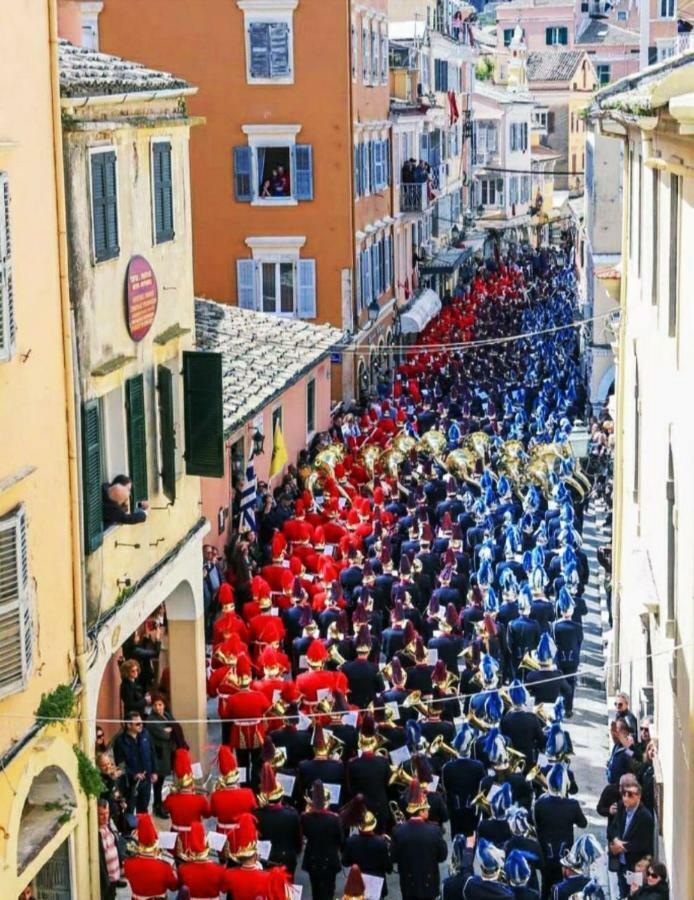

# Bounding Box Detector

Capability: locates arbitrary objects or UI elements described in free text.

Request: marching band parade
[101,246,654,900]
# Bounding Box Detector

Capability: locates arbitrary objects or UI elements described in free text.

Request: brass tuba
[428,734,459,759]
[380,447,405,479]
[359,443,382,477]
[519,652,542,672]
[525,763,548,790]
[328,643,346,666]
[388,764,414,788]
[392,432,417,457]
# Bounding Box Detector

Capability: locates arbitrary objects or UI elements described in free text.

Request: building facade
[59,37,224,763]
[0,3,91,897]
[595,55,694,896]
[96,0,395,403]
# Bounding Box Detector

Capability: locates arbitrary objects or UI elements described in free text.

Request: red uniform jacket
[212,612,249,648]
[226,866,287,900]
[210,786,258,852]
[260,564,289,593]
[296,668,349,702]
[163,792,211,856]
[177,860,233,898]
[249,614,286,647]
[225,689,271,748]
[123,855,179,898]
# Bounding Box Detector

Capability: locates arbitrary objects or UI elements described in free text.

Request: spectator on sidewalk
[630,862,669,898]
[615,692,638,736]
[98,797,126,899]
[607,781,654,898]
[119,659,150,719]
[112,711,158,814]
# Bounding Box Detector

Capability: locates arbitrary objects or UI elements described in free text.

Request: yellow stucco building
[0,2,91,896]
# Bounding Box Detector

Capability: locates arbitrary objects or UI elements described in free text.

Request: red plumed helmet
[390,656,405,684]
[259,646,280,671]
[314,525,326,546]
[218,745,239,781]
[405,777,428,814]
[260,761,277,794]
[373,486,384,505]
[281,568,294,592]
[295,499,305,517]
[420,523,433,544]
[173,748,193,785]
[136,813,159,851]
[289,556,303,576]
[403,620,417,646]
[361,712,376,738]
[218,583,234,609]
[252,575,271,599]
[268,866,290,900]
[234,812,258,859]
[236,653,252,681]
[307,638,328,664]
[432,659,448,684]
[271,532,287,560]
[414,636,426,662]
[301,489,313,509]
[343,864,367,899]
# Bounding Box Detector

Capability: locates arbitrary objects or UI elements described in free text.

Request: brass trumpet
[466,711,491,732]
[471,789,491,816]
[329,643,346,666]
[519,652,542,672]
[428,734,459,759]
[388,764,414,788]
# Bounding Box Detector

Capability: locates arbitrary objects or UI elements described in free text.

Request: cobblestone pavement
[117,502,613,900]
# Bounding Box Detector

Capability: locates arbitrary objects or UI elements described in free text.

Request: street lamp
[367,298,380,322]
[251,428,265,458]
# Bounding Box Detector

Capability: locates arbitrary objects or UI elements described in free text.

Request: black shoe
[115,880,128,889]
[154,805,169,818]
[565,710,574,719]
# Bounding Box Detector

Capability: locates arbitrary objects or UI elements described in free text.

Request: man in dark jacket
[112,711,158,813]
[391,779,448,899]
[341,626,384,708]
[607,782,654,898]
[102,477,148,526]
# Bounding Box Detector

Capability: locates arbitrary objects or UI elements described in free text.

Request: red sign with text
[126,255,158,342]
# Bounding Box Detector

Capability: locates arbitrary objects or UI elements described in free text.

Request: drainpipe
[46,0,98,892]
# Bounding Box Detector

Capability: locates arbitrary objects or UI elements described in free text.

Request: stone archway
[17,766,77,877]
[596,363,615,406]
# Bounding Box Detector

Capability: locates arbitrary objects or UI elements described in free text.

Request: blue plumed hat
[476,838,505,877]
[560,545,576,570]
[508,679,529,708]
[497,475,511,497]
[576,834,604,869]
[546,762,570,796]
[506,804,532,836]
[405,720,423,753]
[480,469,493,490]
[479,653,500,688]
[484,586,499,614]
[447,422,462,444]
[545,722,568,760]
[519,582,533,609]
[490,781,513,818]
[451,834,467,871]
[531,565,547,595]
[535,521,548,546]
[531,546,545,569]
[522,550,533,573]
[505,849,532,887]
[483,728,509,769]
[518,586,531,615]
[484,486,496,508]
[534,632,556,666]
[581,880,606,899]
[477,559,493,588]
[556,586,575,617]
[553,696,566,723]
[452,722,476,756]
[483,691,504,723]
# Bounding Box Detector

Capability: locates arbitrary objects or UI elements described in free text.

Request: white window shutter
[297,259,317,318]
[0,173,16,363]
[0,504,32,697]
[237,259,258,310]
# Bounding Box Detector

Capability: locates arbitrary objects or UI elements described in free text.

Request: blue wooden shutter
[384,236,391,290]
[559,27,568,44]
[125,374,148,506]
[237,259,258,309]
[354,145,360,197]
[268,22,290,76]
[355,253,361,309]
[372,243,380,298]
[363,249,372,304]
[546,27,553,44]
[183,351,225,478]
[91,151,119,262]
[297,258,317,318]
[157,365,176,503]
[384,138,391,185]
[81,400,103,554]
[153,142,174,243]
[294,144,314,200]
[233,146,253,201]
[249,23,271,78]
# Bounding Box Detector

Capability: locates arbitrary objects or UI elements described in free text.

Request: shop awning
[419,247,470,275]
[400,289,442,334]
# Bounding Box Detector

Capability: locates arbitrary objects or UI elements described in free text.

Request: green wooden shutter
[157,365,177,503]
[153,142,174,243]
[125,374,148,505]
[182,351,224,478]
[91,151,119,262]
[81,400,103,554]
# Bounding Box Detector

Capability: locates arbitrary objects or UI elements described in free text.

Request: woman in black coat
[119,659,149,717]
[632,862,669,899]
[145,695,175,817]
[300,780,344,900]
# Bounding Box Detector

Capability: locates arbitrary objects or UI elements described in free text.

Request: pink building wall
[201,360,334,553]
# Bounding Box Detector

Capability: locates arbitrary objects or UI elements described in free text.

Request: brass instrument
[417,430,448,470]
[329,643,346,666]
[471,789,491,816]
[466,711,491,732]
[380,447,405,479]
[380,661,394,683]
[519,652,542,672]
[499,689,513,712]
[428,734,459,759]
[326,730,345,760]
[402,690,430,718]
[445,447,480,487]
[392,432,417,457]
[534,703,553,725]
[466,431,492,464]
[359,443,382,477]
[390,799,405,825]
[388,764,414,788]
[507,746,527,773]
[525,763,548,790]
[433,670,459,695]
[314,445,351,506]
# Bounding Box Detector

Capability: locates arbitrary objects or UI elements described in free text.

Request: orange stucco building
[97,0,395,401]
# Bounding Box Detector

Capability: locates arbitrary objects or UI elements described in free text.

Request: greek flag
[239,455,257,533]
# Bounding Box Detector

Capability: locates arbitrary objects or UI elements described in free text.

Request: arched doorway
[17,766,77,880]
[357,359,369,404]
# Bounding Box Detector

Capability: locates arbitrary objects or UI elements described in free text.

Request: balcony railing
[400,182,430,213]
[473,150,498,167]
[675,33,694,56]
